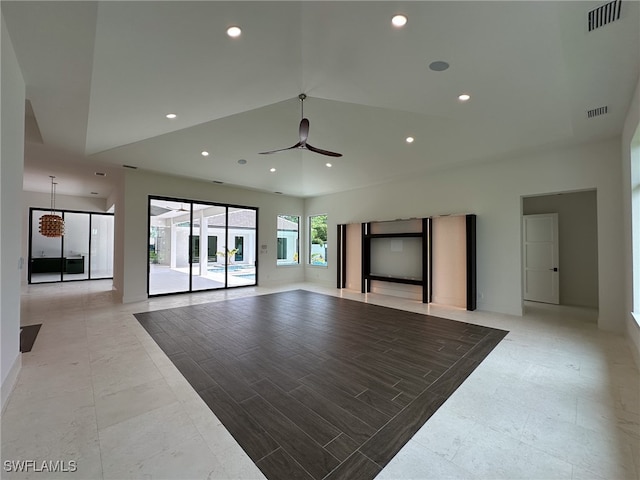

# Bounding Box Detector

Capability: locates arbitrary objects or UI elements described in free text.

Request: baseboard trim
[1,353,21,414]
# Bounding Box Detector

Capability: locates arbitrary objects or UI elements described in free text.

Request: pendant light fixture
[39,176,65,237]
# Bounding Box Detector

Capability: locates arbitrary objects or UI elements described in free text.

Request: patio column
[170,219,177,268]
[199,210,207,276]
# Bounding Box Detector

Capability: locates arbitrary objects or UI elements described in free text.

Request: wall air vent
[587,106,608,118]
[122,164,138,170]
[588,0,622,31]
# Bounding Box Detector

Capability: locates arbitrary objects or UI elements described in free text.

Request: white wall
[1,14,25,411]
[117,170,305,303]
[622,74,640,367]
[523,190,599,308]
[304,138,625,332]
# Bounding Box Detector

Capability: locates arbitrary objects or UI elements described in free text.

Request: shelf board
[367,274,423,286]
[366,232,422,239]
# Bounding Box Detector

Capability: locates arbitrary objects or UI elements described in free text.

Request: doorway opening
[521,190,598,312]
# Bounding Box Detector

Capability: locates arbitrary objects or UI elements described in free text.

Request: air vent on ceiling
[587,106,608,118]
[588,0,622,31]
[122,164,138,170]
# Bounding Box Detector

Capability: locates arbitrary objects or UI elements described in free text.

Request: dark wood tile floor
[135,290,508,480]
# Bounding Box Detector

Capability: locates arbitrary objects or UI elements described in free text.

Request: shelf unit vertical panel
[466,214,477,311]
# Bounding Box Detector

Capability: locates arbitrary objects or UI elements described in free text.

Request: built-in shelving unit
[338,215,476,310]
[361,218,431,303]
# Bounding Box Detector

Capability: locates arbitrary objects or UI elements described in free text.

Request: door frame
[147,195,258,297]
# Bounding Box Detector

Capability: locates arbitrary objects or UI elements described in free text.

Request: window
[208,237,218,262]
[309,214,328,266]
[277,215,299,265]
[277,238,287,260]
[235,236,244,261]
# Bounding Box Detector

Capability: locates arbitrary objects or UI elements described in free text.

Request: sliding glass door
[148,199,191,295]
[28,209,114,284]
[192,203,226,292]
[90,214,115,279]
[30,210,64,283]
[63,212,90,281]
[227,207,257,287]
[148,197,257,296]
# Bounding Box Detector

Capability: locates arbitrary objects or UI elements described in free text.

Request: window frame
[276,215,300,266]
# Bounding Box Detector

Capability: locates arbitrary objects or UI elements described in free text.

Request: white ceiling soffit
[2,1,639,198]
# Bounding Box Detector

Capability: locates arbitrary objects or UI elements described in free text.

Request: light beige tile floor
[1,280,638,479]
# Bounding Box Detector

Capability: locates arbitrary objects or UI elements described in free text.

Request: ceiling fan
[259,94,342,158]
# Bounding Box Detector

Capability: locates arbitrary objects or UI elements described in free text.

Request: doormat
[20,324,42,353]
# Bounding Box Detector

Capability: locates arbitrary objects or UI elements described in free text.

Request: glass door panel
[226,207,257,286]
[30,210,63,283]
[149,199,191,295]
[148,198,258,295]
[192,204,227,292]
[62,212,90,281]
[90,214,114,279]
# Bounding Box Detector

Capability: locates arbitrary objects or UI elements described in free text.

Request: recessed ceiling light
[201,151,209,157]
[238,159,247,165]
[406,136,415,143]
[165,113,177,119]
[270,167,276,173]
[391,14,408,27]
[429,61,450,72]
[227,26,242,38]
[458,94,471,102]
[326,163,332,168]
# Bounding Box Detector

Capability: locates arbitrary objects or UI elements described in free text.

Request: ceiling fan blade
[305,143,343,157]
[299,118,309,142]
[258,96,341,157]
[259,142,303,155]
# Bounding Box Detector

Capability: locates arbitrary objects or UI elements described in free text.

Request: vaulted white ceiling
[4,1,639,198]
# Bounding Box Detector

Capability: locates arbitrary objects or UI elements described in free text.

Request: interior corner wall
[304,137,625,331]
[116,170,305,304]
[523,190,598,308]
[622,74,640,368]
[1,14,25,411]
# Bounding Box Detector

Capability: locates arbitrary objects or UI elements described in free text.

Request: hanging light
[39,176,64,237]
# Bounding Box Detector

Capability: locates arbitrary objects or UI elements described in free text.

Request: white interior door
[523,213,559,304]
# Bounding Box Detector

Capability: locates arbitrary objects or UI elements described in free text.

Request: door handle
[549,267,558,272]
